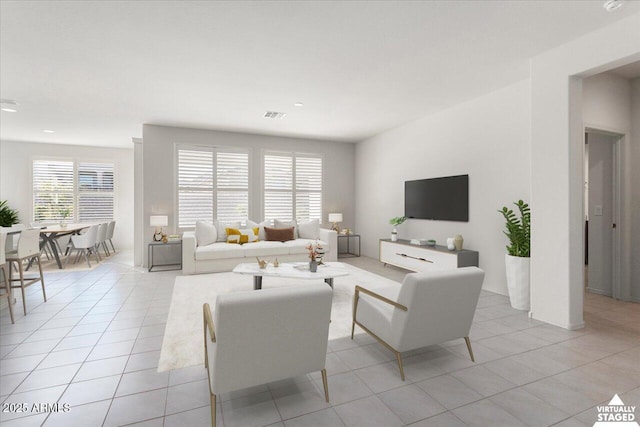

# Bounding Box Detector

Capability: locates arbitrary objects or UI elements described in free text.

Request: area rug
[158,263,401,372]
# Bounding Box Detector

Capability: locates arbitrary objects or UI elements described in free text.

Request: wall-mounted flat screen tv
[405,174,469,222]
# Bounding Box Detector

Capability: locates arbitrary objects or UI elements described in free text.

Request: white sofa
[182,228,337,274]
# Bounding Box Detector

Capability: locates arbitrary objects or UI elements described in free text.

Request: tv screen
[405,175,469,221]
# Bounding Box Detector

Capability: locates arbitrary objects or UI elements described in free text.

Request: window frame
[174,144,251,230]
[31,156,117,223]
[262,150,323,224]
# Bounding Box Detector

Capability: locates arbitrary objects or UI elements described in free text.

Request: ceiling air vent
[264,111,286,119]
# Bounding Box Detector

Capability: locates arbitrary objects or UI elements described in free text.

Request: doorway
[584,129,622,300]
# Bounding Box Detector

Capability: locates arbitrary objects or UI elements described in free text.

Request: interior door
[587,132,616,297]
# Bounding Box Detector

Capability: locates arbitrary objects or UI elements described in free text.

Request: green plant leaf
[0,200,20,227]
[498,200,530,257]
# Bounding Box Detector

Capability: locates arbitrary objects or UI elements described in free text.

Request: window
[33,160,115,222]
[264,152,322,223]
[33,160,74,222]
[77,162,114,222]
[177,146,249,228]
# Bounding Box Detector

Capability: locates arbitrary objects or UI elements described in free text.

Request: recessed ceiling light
[603,0,623,11]
[293,102,304,107]
[43,129,55,133]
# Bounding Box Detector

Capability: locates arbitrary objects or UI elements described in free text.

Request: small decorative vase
[447,237,456,251]
[309,260,318,272]
[391,228,398,242]
[453,234,463,250]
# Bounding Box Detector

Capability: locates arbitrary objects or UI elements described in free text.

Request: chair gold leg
[210,393,216,427]
[321,368,329,402]
[203,318,209,370]
[351,290,359,340]
[395,351,405,381]
[464,336,475,362]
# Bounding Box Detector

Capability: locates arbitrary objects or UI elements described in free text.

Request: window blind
[263,153,322,223]
[295,156,322,221]
[177,147,249,228]
[33,160,75,222]
[264,154,293,222]
[216,152,249,223]
[77,162,114,222]
[178,149,214,228]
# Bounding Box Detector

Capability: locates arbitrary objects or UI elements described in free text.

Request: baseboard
[586,287,612,297]
[567,321,585,331]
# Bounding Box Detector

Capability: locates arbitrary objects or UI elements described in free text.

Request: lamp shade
[328,213,343,223]
[150,215,168,227]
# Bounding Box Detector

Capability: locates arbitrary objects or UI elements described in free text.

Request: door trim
[584,125,627,301]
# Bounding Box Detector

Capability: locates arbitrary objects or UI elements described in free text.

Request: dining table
[37,223,91,269]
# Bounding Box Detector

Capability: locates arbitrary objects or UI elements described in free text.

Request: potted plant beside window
[498,200,530,311]
[0,200,19,227]
[58,207,71,227]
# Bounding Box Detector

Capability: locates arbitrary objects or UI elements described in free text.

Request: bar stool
[0,232,15,324]
[6,229,46,315]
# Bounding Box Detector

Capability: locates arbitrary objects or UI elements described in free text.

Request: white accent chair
[203,284,333,427]
[106,220,116,253]
[6,229,46,315]
[0,232,14,323]
[352,267,485,380]
[65,224,100,268]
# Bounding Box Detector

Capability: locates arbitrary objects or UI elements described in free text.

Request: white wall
[141,125,356,265]
[530,13,640,329]
[583,73,632,131]
[0,140,135,249]
[355,80,531,295]
[631,77,640,302]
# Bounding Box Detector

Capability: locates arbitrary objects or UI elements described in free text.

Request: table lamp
[150,215,168,242]
[328,213,342,233]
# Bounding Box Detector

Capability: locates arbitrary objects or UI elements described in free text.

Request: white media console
[379,239,479,272]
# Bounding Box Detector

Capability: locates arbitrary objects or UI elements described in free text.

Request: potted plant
[306,241,323,272]
[389,216,406,242]
[498,200,530,310]
[0,200,19,227]
[58,207,71,227]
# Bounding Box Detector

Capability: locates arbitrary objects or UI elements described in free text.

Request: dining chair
[65,224,100,268]
[96,223,109,258]
[106,220,116,253]
[0,232,15,324]
[30,222,55,261]
[6,229,46,315]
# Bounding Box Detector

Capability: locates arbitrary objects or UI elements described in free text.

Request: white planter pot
[505,254,530,311]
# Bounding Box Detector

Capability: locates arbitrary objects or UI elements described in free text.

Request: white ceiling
[1,1,639,148]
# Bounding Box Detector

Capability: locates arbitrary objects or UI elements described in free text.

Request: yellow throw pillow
[226,227,259,244]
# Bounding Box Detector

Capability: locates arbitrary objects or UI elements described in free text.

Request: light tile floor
[0,253,638,426]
